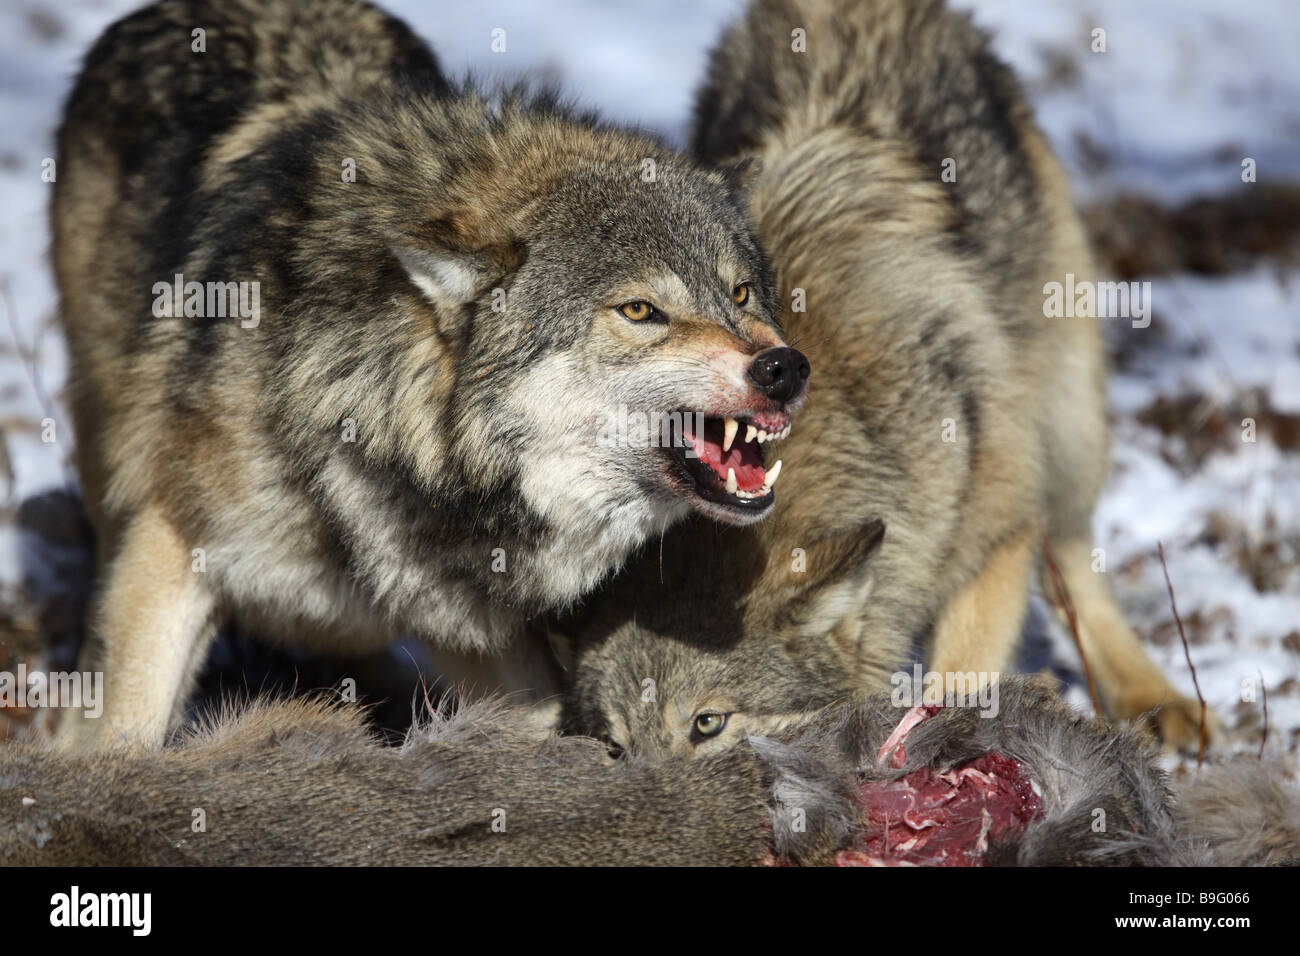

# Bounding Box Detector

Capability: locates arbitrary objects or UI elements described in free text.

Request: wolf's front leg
[56,504,217,751]
[928,528,1036,680]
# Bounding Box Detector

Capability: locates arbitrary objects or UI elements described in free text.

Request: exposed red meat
[838,751,1043,866]
[838,704,1043,866]
[767,704,1045,867]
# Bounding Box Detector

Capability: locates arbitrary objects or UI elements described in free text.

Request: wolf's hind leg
[1045,537,1218,751]
[56,503,217,751]
[928,528,1035,682]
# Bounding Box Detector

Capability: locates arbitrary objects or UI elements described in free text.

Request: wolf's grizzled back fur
[692,0,1041,291]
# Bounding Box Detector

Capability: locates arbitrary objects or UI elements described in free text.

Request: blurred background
[0,0,1297,760]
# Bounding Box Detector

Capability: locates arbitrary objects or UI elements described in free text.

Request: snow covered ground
[0,0,1296,761]
[958,0,1300,203]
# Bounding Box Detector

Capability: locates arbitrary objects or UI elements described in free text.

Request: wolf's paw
[1128,694,1221,754]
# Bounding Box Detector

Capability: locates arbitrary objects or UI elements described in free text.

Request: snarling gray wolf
[51,0,808,748]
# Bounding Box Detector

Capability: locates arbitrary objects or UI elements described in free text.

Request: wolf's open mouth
[667,413,788,517]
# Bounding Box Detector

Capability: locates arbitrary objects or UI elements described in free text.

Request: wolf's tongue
[686,417,766,492]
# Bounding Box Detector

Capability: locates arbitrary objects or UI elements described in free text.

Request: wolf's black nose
[747,347,810,403]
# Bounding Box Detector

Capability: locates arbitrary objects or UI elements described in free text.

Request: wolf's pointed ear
[823,518,886,577]
[390,217,525,344]
[391,244,500,343]
[788,518,886,652]
[545,625,575,677]
[720,155,762,197]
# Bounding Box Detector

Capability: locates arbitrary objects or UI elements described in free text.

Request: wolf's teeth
[725,468,738,495]
[756,431,767,444]
[723,417,738,453]
[780,426,790,440]
[745,425,757,444]
[766,459,783,489]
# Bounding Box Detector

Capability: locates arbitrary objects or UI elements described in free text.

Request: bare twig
[1156,541,1207,768]
[0,277,58,423]
[1041,529,1105,730]
[1259,670,1269,762]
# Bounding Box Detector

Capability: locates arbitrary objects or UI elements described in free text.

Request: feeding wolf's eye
[692,712,728,739]
[617,301,659,322]
[731,283,750,306]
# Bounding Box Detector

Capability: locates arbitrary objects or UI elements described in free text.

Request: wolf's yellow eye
[618,301,654,321]
[732,283,750,306]
[693,712,728,738]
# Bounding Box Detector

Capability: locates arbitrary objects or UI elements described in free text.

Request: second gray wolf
[52,0,808,748]
[557,0,1211,759]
